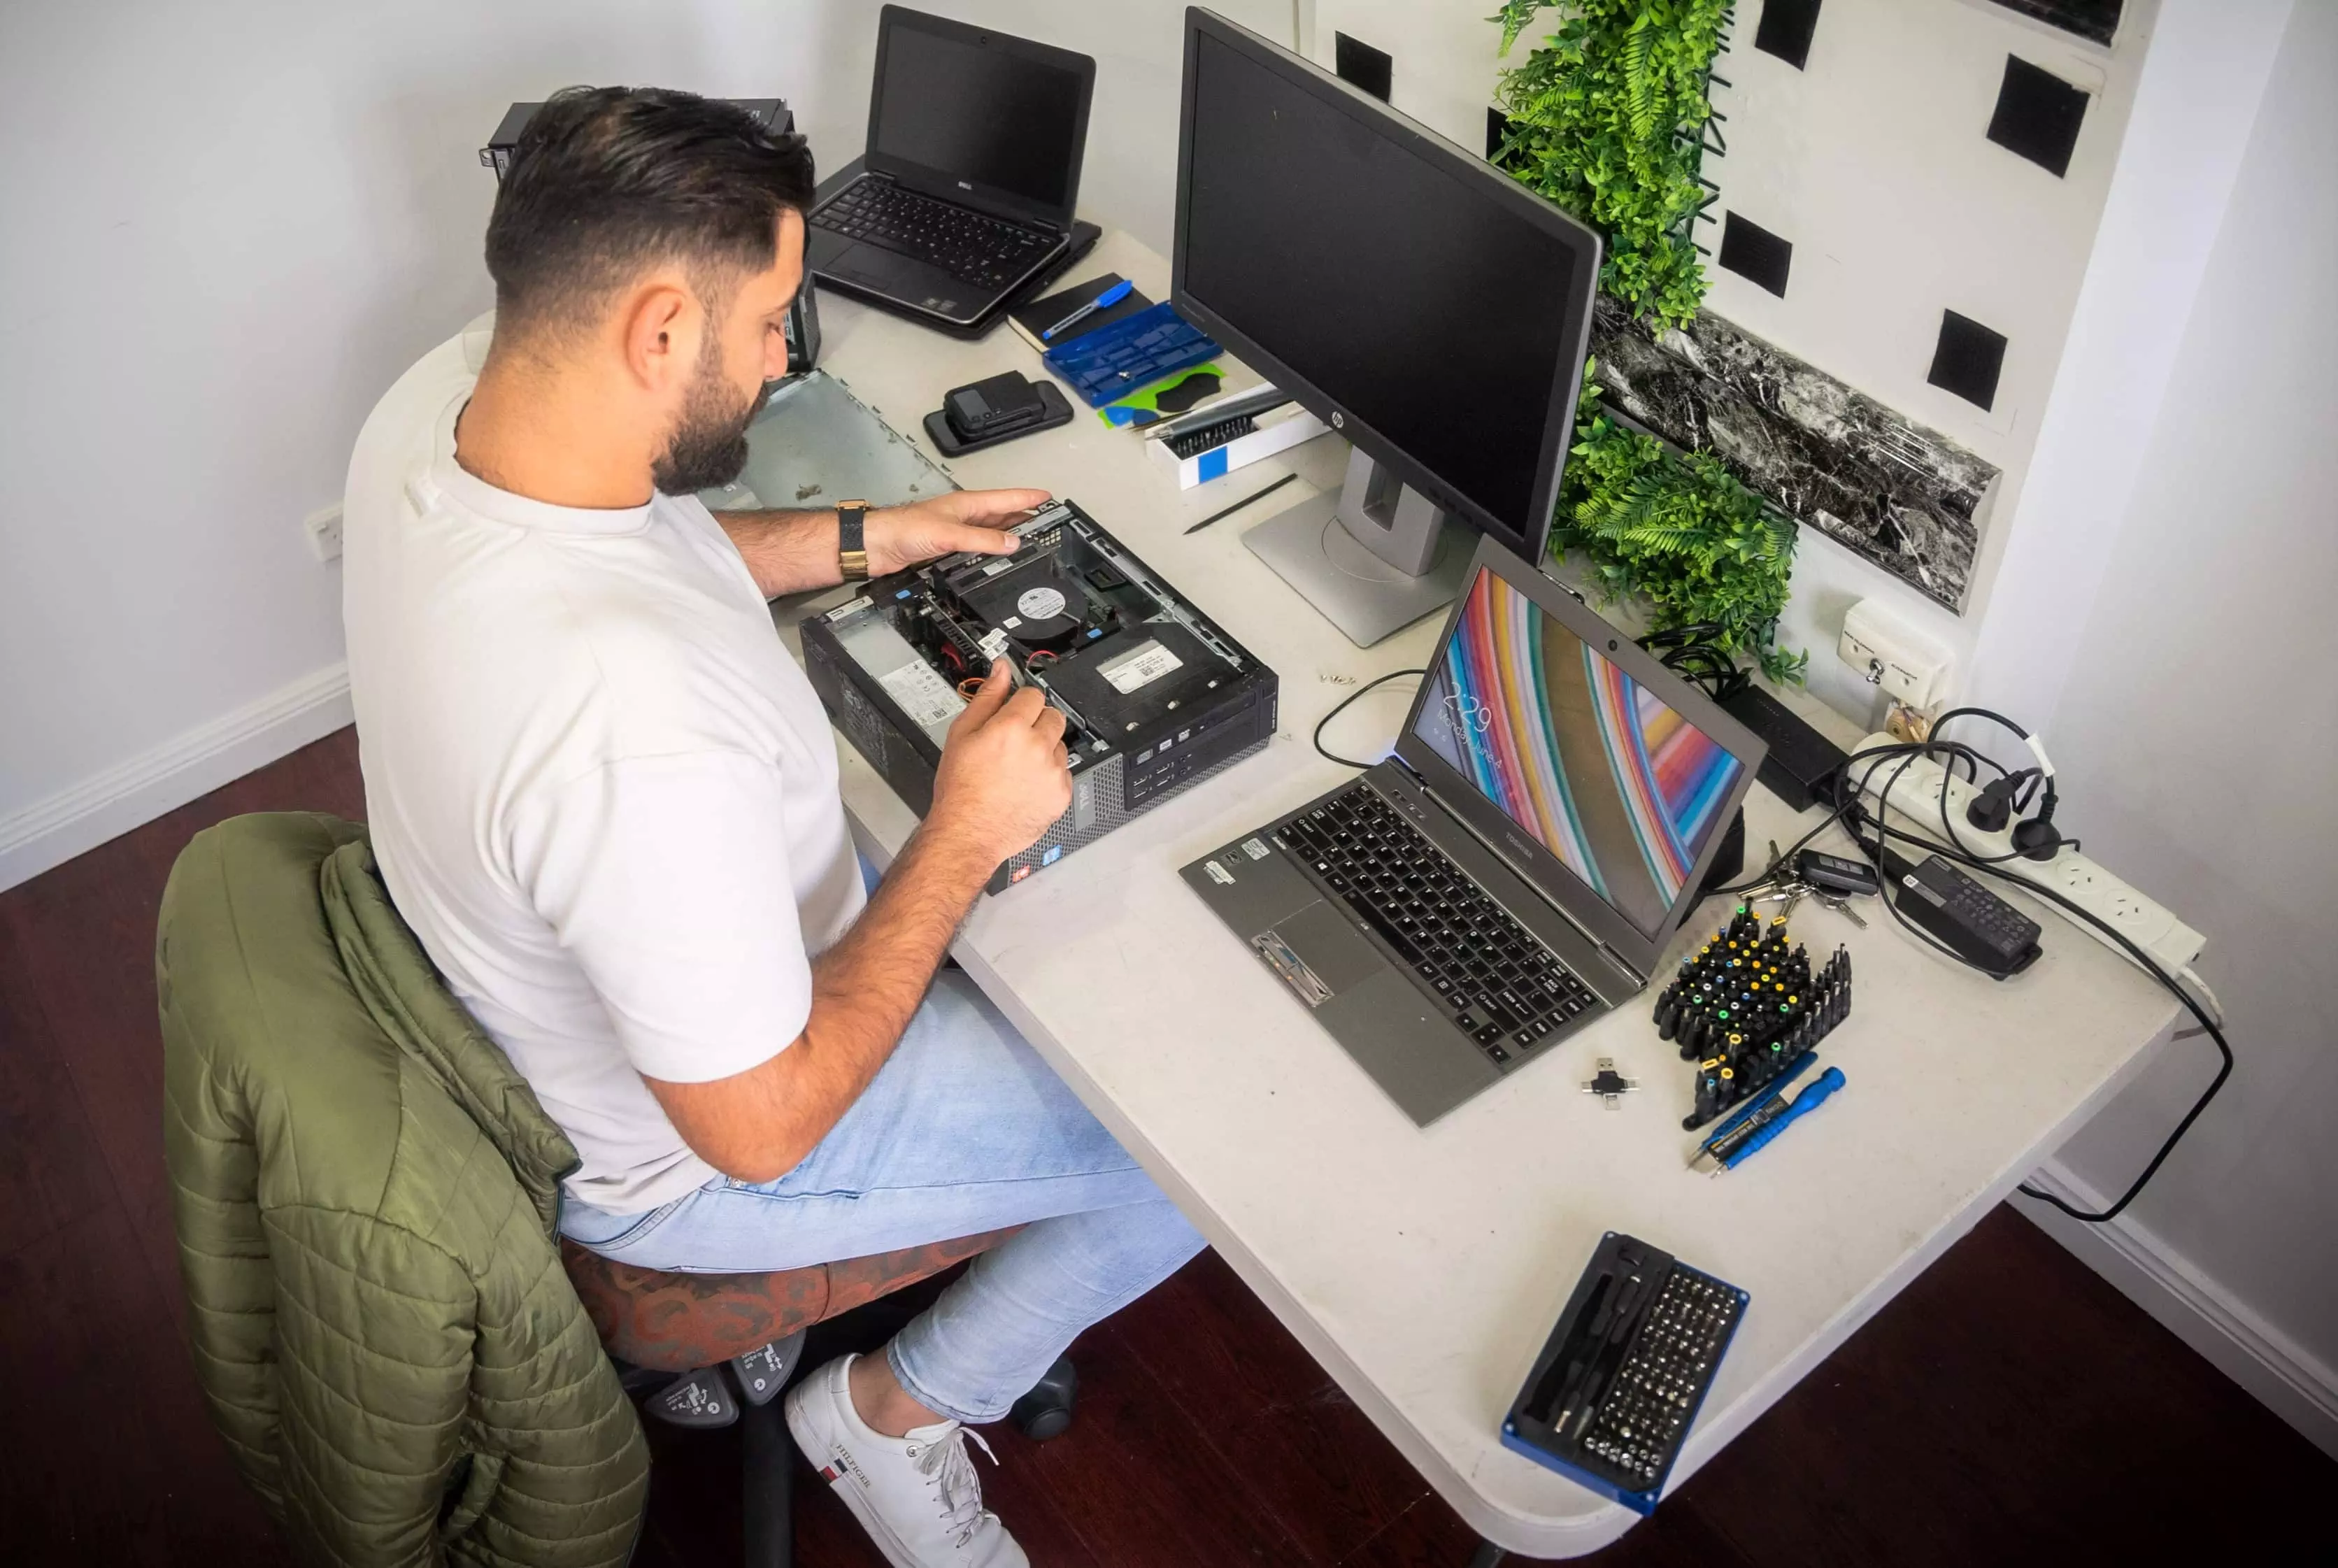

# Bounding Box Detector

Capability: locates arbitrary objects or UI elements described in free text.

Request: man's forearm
[804,820,995,1067]
[715,508,841,599]
[715,820,996,1180]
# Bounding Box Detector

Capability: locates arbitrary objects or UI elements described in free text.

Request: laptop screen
[871,22,1087,213]
[1411,569,1748,939]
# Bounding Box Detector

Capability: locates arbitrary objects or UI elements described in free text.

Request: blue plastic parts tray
[1042,301,1222,407]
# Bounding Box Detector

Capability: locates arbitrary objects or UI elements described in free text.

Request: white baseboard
[2016,1161,2338,1461]
[0,663,353,893]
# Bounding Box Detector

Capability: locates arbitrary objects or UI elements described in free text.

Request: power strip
[1848,733,2206,976]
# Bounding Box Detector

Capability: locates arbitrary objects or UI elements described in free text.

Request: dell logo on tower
[957,180,974,191]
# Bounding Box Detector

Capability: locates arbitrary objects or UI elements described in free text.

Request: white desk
[774,231,2179,1558]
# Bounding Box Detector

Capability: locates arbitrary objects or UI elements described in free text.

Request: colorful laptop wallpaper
[1412,569,1746,937]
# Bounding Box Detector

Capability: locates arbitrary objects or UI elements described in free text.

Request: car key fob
[1796,849,1880,897]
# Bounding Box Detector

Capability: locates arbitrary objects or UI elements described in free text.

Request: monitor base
[1243,491,1471,648]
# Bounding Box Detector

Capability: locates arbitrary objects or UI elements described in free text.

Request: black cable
[1710,737,2005,899]
[1313,669,1426,769]
[1636,626,1750,702]
[1823,739,2231,1223]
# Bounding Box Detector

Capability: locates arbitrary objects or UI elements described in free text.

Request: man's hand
[929,660,1072,864]
[715,487,1050,599]
[865,488,1053,576]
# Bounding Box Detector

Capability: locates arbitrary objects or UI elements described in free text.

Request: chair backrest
[159,812,647,1568]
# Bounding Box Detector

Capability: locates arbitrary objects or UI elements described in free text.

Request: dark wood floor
[1,727,2328,1566]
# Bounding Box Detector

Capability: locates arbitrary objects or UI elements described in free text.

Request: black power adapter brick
[1719,684,1851,813]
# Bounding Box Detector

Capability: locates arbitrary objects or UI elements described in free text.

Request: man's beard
[650,336,771,495]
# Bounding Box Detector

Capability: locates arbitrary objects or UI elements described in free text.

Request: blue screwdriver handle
[1722,1067,1845,1169]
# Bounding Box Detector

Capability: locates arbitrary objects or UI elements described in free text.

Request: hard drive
[801,500,1279,893]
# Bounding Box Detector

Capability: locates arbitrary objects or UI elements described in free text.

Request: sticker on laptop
[1099,638,1183,694]
[1203,859,1234,885]
[1253,930,1333,1008]
[1241,837,1271,861]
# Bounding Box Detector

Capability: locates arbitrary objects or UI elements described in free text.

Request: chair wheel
[1008,1357,1078,1441]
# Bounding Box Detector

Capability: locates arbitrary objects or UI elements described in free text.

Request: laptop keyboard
[1274,786,1599,1066]
[813,178,1053,290]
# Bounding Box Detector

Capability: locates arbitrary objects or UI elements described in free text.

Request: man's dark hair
[485,86,816,341]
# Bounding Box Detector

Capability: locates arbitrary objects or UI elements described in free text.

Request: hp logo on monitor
[1331,411,1344,429]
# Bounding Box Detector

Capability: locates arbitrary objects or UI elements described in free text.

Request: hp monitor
[1173,8,1603,646]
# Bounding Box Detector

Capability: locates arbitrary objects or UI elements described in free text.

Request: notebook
[1006,274,1155,354]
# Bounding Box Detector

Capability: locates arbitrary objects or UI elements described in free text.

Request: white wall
[0,0,881,885]
[1311,0,2156,720]
[2002,0,2338,1450]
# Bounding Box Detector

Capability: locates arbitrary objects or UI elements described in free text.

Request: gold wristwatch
[837,501,870,582]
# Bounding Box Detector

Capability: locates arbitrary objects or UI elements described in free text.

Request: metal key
[1812,888,1869,929]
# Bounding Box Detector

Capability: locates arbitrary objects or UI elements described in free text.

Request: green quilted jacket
[158,813,648,1567]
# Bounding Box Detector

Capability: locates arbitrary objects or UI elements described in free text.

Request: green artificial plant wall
[1490,2,1801,678]
[1490,0,1729,332]
[1556,362,1809,684]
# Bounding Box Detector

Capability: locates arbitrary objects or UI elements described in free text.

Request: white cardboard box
[1150,404,1331,490]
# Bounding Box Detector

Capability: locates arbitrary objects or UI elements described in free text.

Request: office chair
[561,1232,1078,1568]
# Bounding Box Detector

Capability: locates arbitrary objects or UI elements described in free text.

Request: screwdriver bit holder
[1501,1232,1748,1514]
[1655,906,1853,1131]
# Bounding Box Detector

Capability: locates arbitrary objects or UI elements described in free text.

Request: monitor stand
[1242,448,1472,647]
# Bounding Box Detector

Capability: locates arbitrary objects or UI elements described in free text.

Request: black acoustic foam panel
[1987,55,2090,177]
[1990,1,2121,48]
[1929,311,2008,411]
[1718,213,1793,297]
[1753,0,1823,71]
[1334,33,1392,102]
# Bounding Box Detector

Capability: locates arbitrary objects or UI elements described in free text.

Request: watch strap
[837,501,870,581]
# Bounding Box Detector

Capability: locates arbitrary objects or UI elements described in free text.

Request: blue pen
[1708,1067,1846,1175]
[1043,278,1134,341]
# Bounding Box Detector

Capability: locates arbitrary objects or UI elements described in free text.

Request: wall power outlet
[1840,599,1949,708]
[304,504,344,563]
[1851,732,2205,976]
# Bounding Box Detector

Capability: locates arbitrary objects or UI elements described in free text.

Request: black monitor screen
[872,24,1086,213]
[1181,31,1587,537]
[1413,569,1748,939]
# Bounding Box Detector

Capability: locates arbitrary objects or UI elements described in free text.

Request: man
[343,87,1204,1568]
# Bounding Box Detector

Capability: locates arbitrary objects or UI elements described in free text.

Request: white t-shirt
[343,323,866,1212]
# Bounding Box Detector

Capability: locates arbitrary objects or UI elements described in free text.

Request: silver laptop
[1181,536,1767,1125]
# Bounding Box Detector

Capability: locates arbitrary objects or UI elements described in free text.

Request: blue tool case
[1042,301,1221,407]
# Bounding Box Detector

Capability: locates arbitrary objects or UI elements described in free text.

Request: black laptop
[1182,537,1767,1126]
[808,6,1095,329]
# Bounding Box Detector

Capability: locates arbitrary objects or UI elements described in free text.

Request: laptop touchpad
[1267,901,1387,997]
[832,245,925,290]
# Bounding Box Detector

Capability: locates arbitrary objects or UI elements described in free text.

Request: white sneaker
[784,1353,1027,1568]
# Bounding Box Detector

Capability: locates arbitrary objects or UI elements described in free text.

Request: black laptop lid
[1395,538,1767,978]
[865,6,1095,230]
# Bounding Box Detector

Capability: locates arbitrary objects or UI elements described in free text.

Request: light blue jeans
[559,967,1206,1425]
